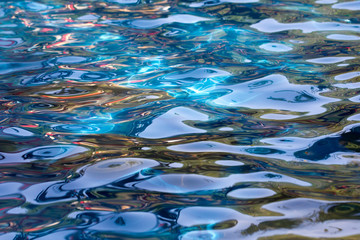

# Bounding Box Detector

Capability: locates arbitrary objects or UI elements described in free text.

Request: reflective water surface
[0,0,360,239]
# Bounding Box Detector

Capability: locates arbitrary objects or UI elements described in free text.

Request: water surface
[0,0,360,239]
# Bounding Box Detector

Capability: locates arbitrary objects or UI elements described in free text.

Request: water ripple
[1,0,360,238]
[251,18,360,33]
[63,157,159,190]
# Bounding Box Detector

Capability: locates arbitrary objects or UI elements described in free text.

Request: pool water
[0,0,360,239]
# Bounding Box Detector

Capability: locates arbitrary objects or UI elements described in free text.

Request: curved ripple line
[0,145,90,163]
[135,171,310,194]
[62,157,159,190]
[251,18,360,33]
[123,14,212,29]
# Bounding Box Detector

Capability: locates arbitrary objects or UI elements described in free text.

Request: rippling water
[0,0,360,239]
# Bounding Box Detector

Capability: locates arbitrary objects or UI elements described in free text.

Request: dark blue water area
[0,0,360,239]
